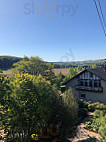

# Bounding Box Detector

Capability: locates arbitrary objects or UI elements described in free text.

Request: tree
[62,88,78,136]
[1,74,63,141]
[12,56,55,82]
[0,56,22,70]
[63,67,84,83]
[54,72,65,88]
[0,74,10,105]
[1,74,78,141]
[91,60,106,69]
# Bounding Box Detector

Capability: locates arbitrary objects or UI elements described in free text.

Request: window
[90,73,93,78]
[89,80,92,87]
[79,80,83,86]
[80,93,86,99]
[85,80,88,86]
[94,80,98,87]
[94,80,101,87]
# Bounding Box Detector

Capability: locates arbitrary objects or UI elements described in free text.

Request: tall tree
[12,56,55,82]
[1,74,63,141]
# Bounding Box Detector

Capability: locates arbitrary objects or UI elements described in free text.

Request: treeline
[53,59,105,69]
[91,59,106,68]
[54,63,89,69]
[0,56,22,70]
[0,55,105,70]
[54,60,106,69]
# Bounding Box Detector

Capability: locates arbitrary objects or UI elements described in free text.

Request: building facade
[61,68,106,104]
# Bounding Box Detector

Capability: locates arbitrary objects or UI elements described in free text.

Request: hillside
[0,56,22,70]
[52,59,105,65]
[0,55,105,70]
[53,59,105,68]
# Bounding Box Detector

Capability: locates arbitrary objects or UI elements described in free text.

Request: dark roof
[87,68,106,81]
[63,68,106,85]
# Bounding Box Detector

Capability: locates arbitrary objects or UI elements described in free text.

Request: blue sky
[0,0,106,62]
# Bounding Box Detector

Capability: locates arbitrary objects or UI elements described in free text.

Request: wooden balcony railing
[76,86,103,92]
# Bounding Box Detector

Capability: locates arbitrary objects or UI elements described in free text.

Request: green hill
[0,56,22,70]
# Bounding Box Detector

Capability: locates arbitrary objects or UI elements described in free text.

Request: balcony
[76,86,103,92]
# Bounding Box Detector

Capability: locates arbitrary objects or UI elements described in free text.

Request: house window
[90,73,93,78]
[79,80,83,86]
[94,80,101,87]
[85,80,88,86]
[80,93,86,99]
[89,80,92,87]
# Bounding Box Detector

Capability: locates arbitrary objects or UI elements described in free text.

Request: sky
[0,0,106,62]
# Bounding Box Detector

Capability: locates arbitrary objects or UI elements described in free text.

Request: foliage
[77,108,88,124]
[85,109,106,141]
[99,116,106,142]
[0,70,3,73]
[77,99,91,109]
[12,56,55,83]
[91,60,106,69]
[0,74,78,141]
[0,74,11,131]
[0,74,56,140]
[0,56,22,70]
[63,67,84,82]
[0,74,10,104]
[53,59,105,69]
[75,100,91,124]
[88,102,106,112]
[62,88,78,136]
[53,72,65,89]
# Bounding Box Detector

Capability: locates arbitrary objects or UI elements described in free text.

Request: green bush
[85,109,106,139]
[99,116,106,141]
[77,99,91,109]
[88,102,106,112]
[62,88,78,136]
[77,108,88,124]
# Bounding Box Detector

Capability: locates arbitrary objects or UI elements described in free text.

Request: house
[61,68,106,104]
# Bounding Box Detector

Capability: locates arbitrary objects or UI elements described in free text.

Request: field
[3,69,12,75]
[3,69,69,76]
[2,69,12,77]
[53,68,69,75]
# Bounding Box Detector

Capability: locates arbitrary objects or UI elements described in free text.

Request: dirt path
[68,112,101,142]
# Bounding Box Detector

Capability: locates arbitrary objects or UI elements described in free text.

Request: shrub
[77,108,88,124]
[88,102,106,112]
[77,99,91,109]
[62,88,78,136]
[85,109,106,135]
[99,116,106,142]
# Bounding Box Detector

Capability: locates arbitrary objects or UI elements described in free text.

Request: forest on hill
[0,56,22,70]
[0,55,105,70]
